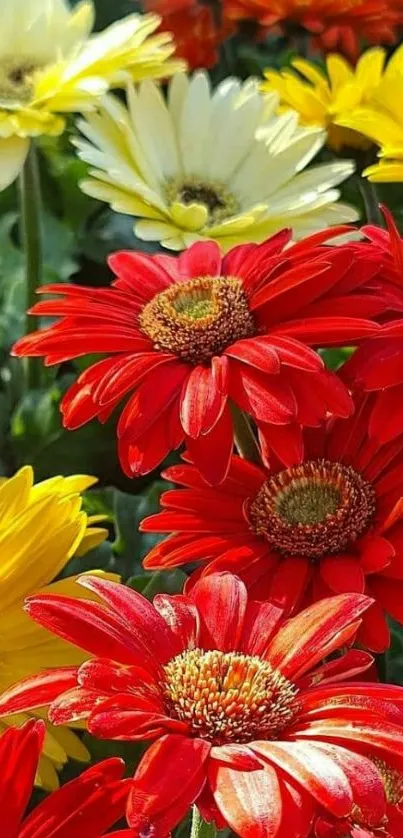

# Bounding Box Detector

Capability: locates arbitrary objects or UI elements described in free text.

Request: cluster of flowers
[4,0,403,836]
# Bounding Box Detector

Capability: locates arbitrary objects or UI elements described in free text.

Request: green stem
[356,175,383,226]
[190,806,217,838]
[19,142,43,389]
[230,404,261,464]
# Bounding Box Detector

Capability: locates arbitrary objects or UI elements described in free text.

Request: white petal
[0,137,30,191]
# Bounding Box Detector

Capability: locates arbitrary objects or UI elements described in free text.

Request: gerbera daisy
[0,0,182,191]
[73,73,357,251]
[344,206,403,442]
[0,720,130,837]
[261,48,387,152]
[337,46,403,182]
[142,389,403,652]
[0,464,116,790]
[12,232,384,485]
[144,0,233,69]
[1,575,403,836]
[224,0,403,61]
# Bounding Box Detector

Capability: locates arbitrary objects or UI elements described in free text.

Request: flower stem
[230,403,262,464]
[19,142,43,389]
[190,806,217,838]
[356,175,383,226]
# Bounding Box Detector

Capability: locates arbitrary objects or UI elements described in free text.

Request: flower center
[0,56,41,107]
[248,459,376,559]
[162,648,299,745]
[140,276,256,364]
[165,175,240,225]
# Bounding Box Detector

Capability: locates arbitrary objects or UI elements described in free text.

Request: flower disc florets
[248,459,376,558]
[140,275,256,364]
[162,648,299,745]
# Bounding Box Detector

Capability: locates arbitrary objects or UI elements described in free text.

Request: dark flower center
[164,175,240,225]
[248,459,376,559]
[163,648,299,745]
[0,56,40,106]
[140,275,256,364]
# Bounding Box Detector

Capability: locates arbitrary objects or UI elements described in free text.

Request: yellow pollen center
[0,56,41,107]
[162,648,299,745]
[248,459,376,559]
[164,175,240,225]
[140,275,256,364]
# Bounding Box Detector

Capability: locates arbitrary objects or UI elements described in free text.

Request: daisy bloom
[223,0,403,61]
[142,388,403,652]
[73,73,357,252]
[0,465,115,790]
[261,48,388,152]
[12,231,384,485]
[337,45,403,182]
[1,575,403,835]
[144,0,234,69]
[0,720,130,837]
[344,206,403,442]
[0,0,183,191]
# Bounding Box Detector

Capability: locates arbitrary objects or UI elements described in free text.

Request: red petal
[225,338,280,374]
[178,240,222,277]
[25,594,160,671]
[0,668,78,717]
[230,362,296,424]
[49,687,101,725]
[266,557,311,615]
[271,316,379,344]
[108,250,172,298]
[305,742,385,828]
[369,385,403,443]
[186,404,233,486]
[0,720,44,835]
[153,593,200,649]
[266,594,372,680]
[210,763,282,838]
[357,600,390,652]
[190,572,248,651]
[258,423,304,468]
[320,556,365,594]
[77,575,178,663]
[252,741,352,817]
[118,361,189,442]
[88,694,186,740]
[369,576,403,622]
[180,364,227,438]
[21,759,128,838]
[127,735,210,832]
[239,599,284,657]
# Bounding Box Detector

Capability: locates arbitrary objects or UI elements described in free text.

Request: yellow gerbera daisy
[0,0,183,191]
[0,465,114,790]
[337,45,403,181]
[74,73,357,252]
[261,47,387,151]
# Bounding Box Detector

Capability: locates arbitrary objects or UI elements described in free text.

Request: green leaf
[112,481,170,578]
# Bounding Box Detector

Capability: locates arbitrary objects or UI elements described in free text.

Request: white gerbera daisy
[74,72,358,251]
[0,0,182,191]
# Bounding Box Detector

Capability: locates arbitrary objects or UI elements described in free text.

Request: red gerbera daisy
[12,231,384,485]
[1,575,403,837]
[223,0,403,60]
[344,208,403,446]
[142,390,403,652]
[0,719,130,837]
[144,0,233,69]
